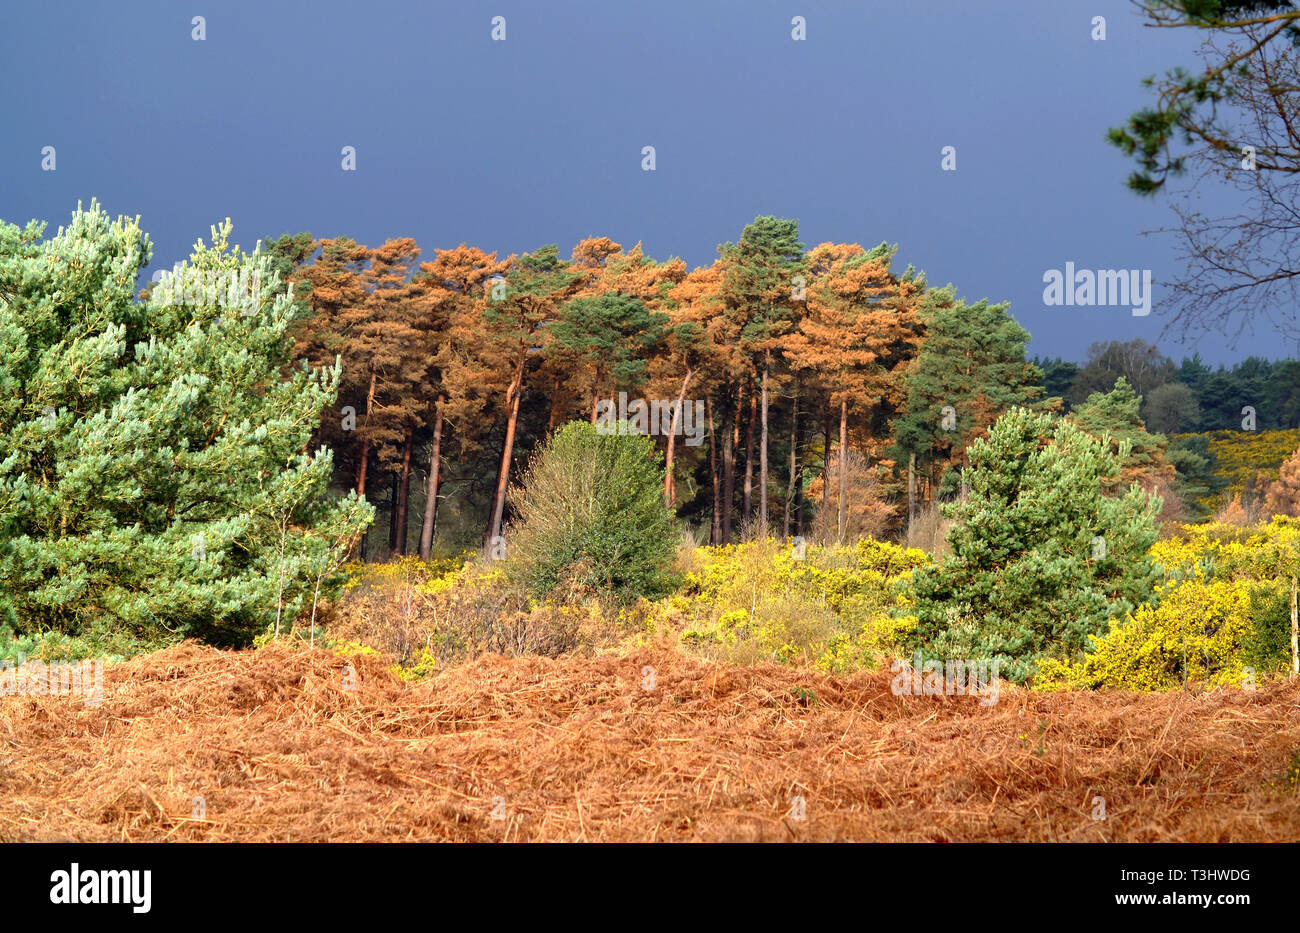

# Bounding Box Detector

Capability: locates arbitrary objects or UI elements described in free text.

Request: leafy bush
[1034,576,1252,690]
[671,537,928,667]
[1242,584,1294,676]
[1037,517,1300,689]
[324,553,655,673]
[1153,518,1299,677]
[0,625,150,665]
[505,420,677,602]
[906,407,1163,682]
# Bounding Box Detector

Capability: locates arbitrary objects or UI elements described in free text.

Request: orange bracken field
[2,643,1297,842]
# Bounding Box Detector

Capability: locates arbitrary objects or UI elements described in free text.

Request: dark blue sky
[1,0,1289,364]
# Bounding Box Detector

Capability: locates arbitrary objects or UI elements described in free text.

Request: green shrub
[1243,584,1294,675]
[906,407,1163,683]
[505,420,677,602]
[0,624,150,664]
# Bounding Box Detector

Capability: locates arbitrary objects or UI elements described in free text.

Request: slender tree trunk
[393,423,414,555]
[355,445,371,499]
[547,374,566,431]
[664,367,694,507]
[589,369,605,424]
[784,378,799,539]
[793,407,805,538]
[1291,575,1298,677]
[822,404,833,499]
[355,446,372,562]
[742,377,756,532]
[759,365,770,536]
[487,357,526,544]
[353,369,377,561]
[708,395,722,546]
[354,367,378,495]
[838,397,848,544]
[417,395,445,561]
[388,472,401,553]
[907,452,917,535]
[732,389,743,454]
[721,385,736,545]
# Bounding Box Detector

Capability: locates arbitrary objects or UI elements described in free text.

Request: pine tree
[0,202,372,644]
[416,244,510,558]
[550,294,667,420]
[906,407,1162,683]
[453,245,581,545]
[287,236,368,486]
[666,262,733,535]
[719,217,804,535]
[344,239,426,512]
[891,288,1042,496]
[1069,377,1180,523]
[788,242,922,541]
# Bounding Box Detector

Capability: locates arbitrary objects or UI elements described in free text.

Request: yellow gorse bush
[1174,428,1300,512]
[1035,573,1252,690]
[1151,517,1300,580]
[1038,517,1300,690]
[674,538,928,667]
[331,518,1298,691]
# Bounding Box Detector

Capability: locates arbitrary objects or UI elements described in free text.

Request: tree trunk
[589,369,605,424]
[487,358,526,545]
[388,472,401,553]
[822,405,833,499]
[784,378,799,539]
[1291,575,1298,677]
[721,385,736,545]
[793,408,805,538]
[355,445,372,562]
[708,395,722,546]
[759,365,769,537]
[392,422,415,555]
[547,374,567,431]
[742,377,756,532]
[907,452,917,535]
[417,395,445,561]
[355,444,371,499]
[354,367,378,496]
[664,367,694,508]
[838,397,849,544]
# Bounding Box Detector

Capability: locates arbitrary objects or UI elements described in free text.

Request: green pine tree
[1069,376,1172,487]
[549,293,668,402]
[890,287,1043,490]
[904,407,1162,682]
[0,202,372,646]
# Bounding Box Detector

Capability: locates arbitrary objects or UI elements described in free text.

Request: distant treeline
[259,216,1054,558]
[1036,341,1300,434]
[257,216,1299,557]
